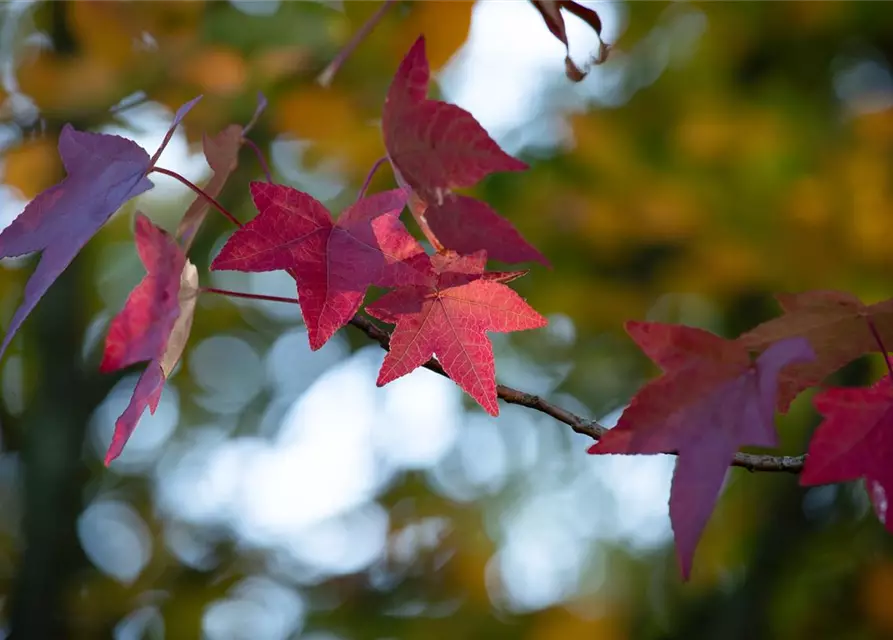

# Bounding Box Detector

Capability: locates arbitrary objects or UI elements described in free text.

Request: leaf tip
[307,330,328,352]
[103,446,119,467]
[565,56,588,82]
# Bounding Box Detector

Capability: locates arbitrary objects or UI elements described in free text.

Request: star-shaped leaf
[0,96,201,362]
[423,194,549,266]
[382,36,527,206]
[211,183,423,350]
[100,213,198,465]
[800,376,893,533]
[588,321,815,579]
[365,251,548,415]
[738,290,893,411]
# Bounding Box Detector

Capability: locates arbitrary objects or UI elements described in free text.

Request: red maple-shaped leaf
[101,213,198,465]
[738,290,893,411]
[588,321,814,579]
[801,376,893,533]
[382,36,528,206]
[210,183,424,350]
[365,251,548,415]
[0,96,201,362]
[423,195,549,266]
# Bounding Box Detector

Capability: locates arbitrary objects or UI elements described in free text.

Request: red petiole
[201,287,298,305]
[150,167,242,228]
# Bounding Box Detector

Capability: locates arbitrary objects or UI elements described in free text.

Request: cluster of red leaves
[1,30,892,582]
[0,36,548,463]
[588,294,893,578]
[211,36,549,413]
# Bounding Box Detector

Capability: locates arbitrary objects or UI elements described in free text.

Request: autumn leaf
[365,251,548,415]
[176,125,242,248]
[100,213,198,465]
[531,0,609,81]
[588,321,814,579]
[178,93,268,248]
[800,376,893,533]
[423,195,550,266]
[382,36,528,207]
[738,290,893,411]
[0,95,201,362]
[211,182,424,350]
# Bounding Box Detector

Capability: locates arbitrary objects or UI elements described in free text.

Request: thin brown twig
[317,0,397,87]
[347,314,807,474]
[201,283,806,474]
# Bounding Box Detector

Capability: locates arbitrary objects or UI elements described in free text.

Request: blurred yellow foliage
[178,46,248,97]
[2,139,61,200]
[861,560,893,632]
[783,0,846,30]
[735,108,788,166]
[854,109,893,146]
[68,1,142,71]
[570,113,639,181]
[845,148,893,265]
[392,1,474,71]
[447,538,495,607]
[785,176,833,229]
[664,239,766,295]
[251,47,310,85]
[636,180,702,241]
[534,273,650,330]
[17,52,121,114]
[675,108,736,164]
[528,606,625,640]
[274,86,383,177]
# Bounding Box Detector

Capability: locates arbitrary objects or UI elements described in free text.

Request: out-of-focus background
[1,1,893,638]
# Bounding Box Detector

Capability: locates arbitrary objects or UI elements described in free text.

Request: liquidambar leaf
[366,251,548,415]
[211,182,423,350]
[176,125,242,249]
[738,290,893,411]
[588,321,814,579]
[424,195,550,267]
[801,376,893,533]
[100,214,198,465]
[177,93,267,249]
[0,96,201,362]
[382,36,527,207]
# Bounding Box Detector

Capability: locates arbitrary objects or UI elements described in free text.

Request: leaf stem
[201,287,298,305]
[346,314,806,473]
[867,317,893,379]
[316,0,397,87]
[243,92,268,136]
[150,167,242,228]
[357,156,388,201]
[406,193,445,252]
[204,284,807,473]
[243,137,273,183]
